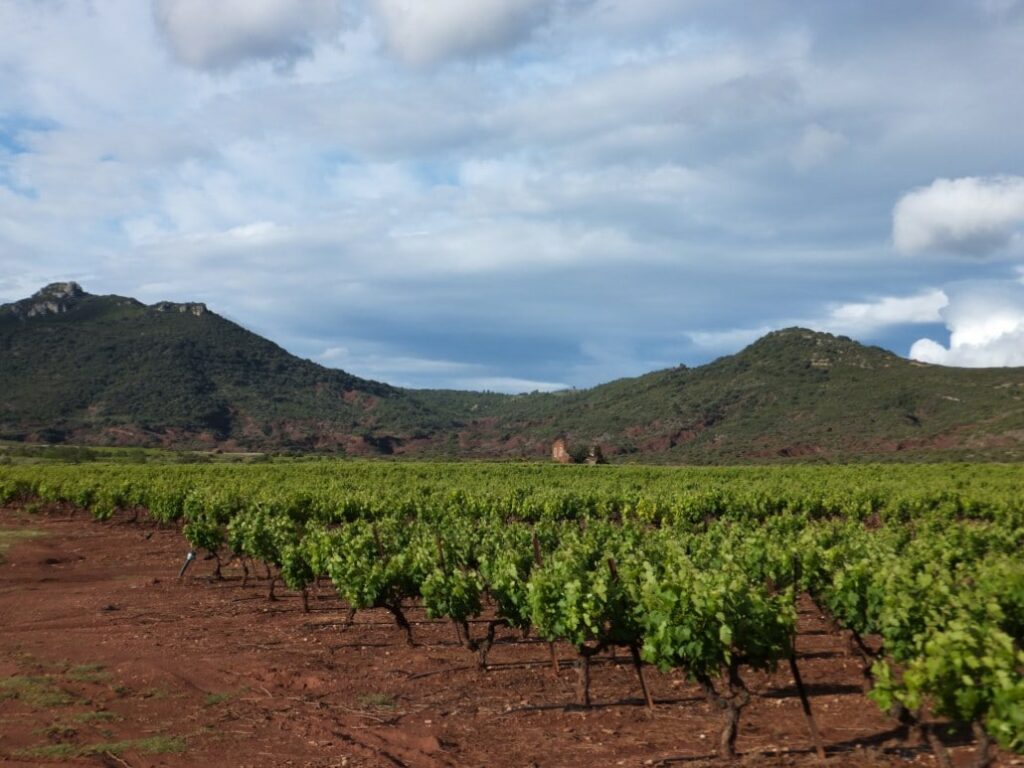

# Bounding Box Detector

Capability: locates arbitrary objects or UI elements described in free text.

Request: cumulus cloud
[153,0,345,71]
[371,0,561,64]
[893,176,1024,256]
[910,281,1024,367]
[6,0,1024,390]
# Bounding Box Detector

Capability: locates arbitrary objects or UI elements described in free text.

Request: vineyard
[2,461,1023,766]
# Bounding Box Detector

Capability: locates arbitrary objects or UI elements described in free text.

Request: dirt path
[0,507,1006,767]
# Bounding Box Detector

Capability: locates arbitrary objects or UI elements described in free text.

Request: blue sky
[2,1,1024,392]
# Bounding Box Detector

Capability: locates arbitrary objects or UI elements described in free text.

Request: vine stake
[788,652,825,760]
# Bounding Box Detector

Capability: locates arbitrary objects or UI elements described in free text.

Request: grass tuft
[73,710,121,724]
[357,692,396,709]
[66,663,110,683]
[34,723,78,739]
[16,735,186,760]
[0,675,75,708]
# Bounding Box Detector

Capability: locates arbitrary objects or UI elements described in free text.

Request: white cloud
[825,290,947,334]
[5,0,1024,391]
[452,377,569,393]
[153,0,346,71]
[893,176,1024,256]
[328,162,424,202]
[313,343,567,392]
[371,0,558,64]
[688,326,773,351]
[497,44,801,149]
[457,158,713,227]
[318,346,480,375]
[910,281,1024,367]
[386,218,645,274]
[689,290,947,352]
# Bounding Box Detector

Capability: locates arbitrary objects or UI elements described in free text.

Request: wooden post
[788,652,826,760]
[630,643,654,709]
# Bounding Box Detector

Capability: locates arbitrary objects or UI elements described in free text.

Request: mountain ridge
[3,283,1024,462]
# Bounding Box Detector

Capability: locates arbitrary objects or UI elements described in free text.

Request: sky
[1,1,1024,392]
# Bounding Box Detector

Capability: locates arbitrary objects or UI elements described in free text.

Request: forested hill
[424,328,1024,462]
[0,282,446,454]
[4,282,1024,462]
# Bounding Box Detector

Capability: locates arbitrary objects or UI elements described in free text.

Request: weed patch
[66,663,110,683]
[16,735,187,760]
[73,710,121,724]
[203,692,232,707]
[357,692,396,709]
[0,675,75,708]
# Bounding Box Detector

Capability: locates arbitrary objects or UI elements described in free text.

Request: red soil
[0,506,1012,768]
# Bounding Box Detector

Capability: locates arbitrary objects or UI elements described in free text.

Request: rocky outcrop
[1,281,209,320]
[3,282,86,319]
[152,301,208,317]
[39,281,83,300]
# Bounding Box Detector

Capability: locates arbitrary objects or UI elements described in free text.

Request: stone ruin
[551,437,572,464]
[551,438,607,465]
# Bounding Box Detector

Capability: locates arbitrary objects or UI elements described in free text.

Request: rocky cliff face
[3,282,87,319]
[153,301,208,317]
[1,284,211,321]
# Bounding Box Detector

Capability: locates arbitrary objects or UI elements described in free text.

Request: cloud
[153,0,345,71]
[689,290,948,352]
[5,0,1024,391]
[910,280,1024,367]
[790,123,847,171]
[893,176,1024,256]
[825,290,948,335]
[980,0,1023,17]
[371,0,562,64]
[496,43,803,151]
[318,345,481,376]
[688,326,774,351]
[451,376,569,393]
[314,343,568,392]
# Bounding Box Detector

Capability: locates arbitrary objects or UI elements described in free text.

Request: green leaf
[719,624,733,646]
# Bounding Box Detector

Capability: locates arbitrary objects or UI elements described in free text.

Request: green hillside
[0,283,445,452]
[3,283,1024,461]
[423,329,1024,462]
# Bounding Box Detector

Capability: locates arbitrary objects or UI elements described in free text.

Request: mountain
[0,283,448,454]
[3,283,1024,462]
[431,328,1024,462]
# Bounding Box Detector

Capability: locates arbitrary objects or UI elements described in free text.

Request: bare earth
[0,506,1015,768]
